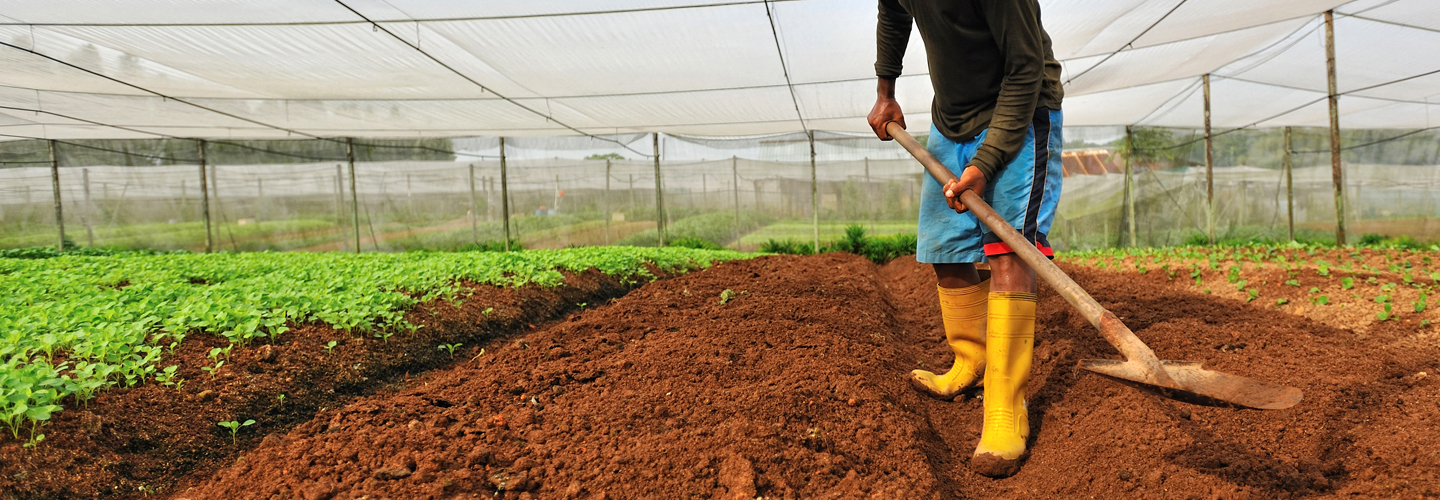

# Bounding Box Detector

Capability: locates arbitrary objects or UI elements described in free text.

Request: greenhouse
[1,1,1438,498]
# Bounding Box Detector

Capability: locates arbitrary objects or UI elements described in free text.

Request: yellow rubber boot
[971,291,1036,478]
[909,281,989,401]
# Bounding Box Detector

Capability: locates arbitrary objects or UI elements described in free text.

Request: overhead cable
[1064,0,1189,86]
[332,0,653,158]
[761,0,808,132]
[0,0,809,27]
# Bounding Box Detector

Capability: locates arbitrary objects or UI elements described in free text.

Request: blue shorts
[917,108,1063,264]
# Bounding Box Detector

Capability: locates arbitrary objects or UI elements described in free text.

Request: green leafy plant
[201,360,225,380]
[324,340,338,352]
[1311,295,1330,305]
[1378,302,1395,321]
[718,289,737,305]
[1341,277,1355,290]
[1246,288,1260,303]
[438,343,462,358]
[217,419,255,445]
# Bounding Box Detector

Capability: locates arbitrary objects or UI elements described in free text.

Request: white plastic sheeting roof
[0,0,1435,141]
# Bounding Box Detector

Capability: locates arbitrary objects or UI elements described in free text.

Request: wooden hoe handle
[884,122,1175,386]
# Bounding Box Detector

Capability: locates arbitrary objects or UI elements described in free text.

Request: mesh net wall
[3,127,1438,253]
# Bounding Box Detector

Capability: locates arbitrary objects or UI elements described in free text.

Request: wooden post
[198,140,213,253]
[604,159,612,245]
[1124,126,1137,247]
[732,156,741,244]
[48,140,65,252]
[809,130,819,254]
[1203,73,1215,245]
[500,137,511,251]
[653,133,666,247]
[82,167,95,246]
[1325,10,1347,245]
[469,163,479,245]
[1284,126,1295,241]
[334,164,345,251]
[864,157,874,232]
[346,138,360,253]
[256,178,265,222]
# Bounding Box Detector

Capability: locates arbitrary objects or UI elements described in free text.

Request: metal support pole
[1325,10,1347,246]
[82,167,95,246]
[469,163,479,245]
[809,130,819,254]
[653,133,666,247]
[198,140,213,253]
[48,140,65,252]
[500,137,512,251]
[1284,126,1295,242]
[1124,126,1137,247]
[731,156,741,244]
[604,159,612,245]
[1203,73,1215,245]
[346,138,360,253]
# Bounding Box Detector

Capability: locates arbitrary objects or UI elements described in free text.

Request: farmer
[867,0,1063,477]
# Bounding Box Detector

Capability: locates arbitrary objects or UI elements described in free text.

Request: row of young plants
[760,225,919,265]
[0,246,748,445]
[1059,242,1440,321]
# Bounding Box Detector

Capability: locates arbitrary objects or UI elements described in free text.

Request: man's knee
[987,254,1037,293]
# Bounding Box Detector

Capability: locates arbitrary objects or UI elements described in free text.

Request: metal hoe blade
[884,121,1304,410]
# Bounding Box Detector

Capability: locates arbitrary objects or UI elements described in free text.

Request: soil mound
[175,254,1440,499]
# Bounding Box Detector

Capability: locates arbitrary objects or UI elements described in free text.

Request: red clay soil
[0,269,648,500]
[169,253,1439,500]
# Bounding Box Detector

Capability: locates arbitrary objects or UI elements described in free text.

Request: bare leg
[933,263,982,289]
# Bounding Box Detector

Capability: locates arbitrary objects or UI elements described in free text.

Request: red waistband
[983,241,1054,258]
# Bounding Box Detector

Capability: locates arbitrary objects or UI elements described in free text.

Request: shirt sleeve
[875,0,912,79]
[968,0,1047,180]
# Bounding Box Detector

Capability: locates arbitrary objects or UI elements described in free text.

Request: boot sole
[970,449,1029,478]
[905,372,982,402]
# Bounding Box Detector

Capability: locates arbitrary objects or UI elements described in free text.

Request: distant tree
[585,153,625,160]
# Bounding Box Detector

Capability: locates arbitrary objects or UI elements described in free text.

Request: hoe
[887,122,1302,410]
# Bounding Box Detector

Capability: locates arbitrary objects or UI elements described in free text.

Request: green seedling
[438,343,462,358]
[718,289,737,305]
[1284,279,1300,287]
[1235,280,1249,291]
[1311,295,1330,306]
[576,302,588,308]
[483,307,495,316]
[1308,287,1321,294]
[218,419,255,445]
[202,360,224,379]
[374,331,395,343]
[276,394,285,404]
[1378,303,1395,321]
[1375,294,1391,304]
[1276,298,1289,306]
[1341,277,1355,290]
[1246,288,1260,303]
[324,340,338,352]
[156,365,184,390]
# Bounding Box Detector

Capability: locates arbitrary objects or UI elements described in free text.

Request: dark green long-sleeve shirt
[876,0,1063,179]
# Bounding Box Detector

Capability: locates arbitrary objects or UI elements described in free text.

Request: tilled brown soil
[173,254,1439,499]
[0,269,646,500]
